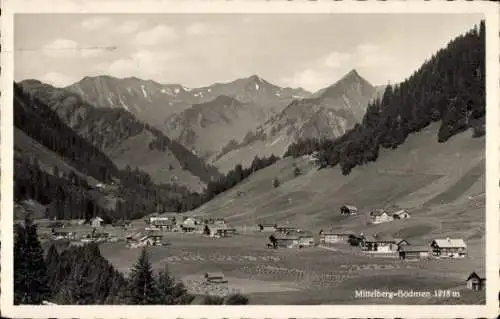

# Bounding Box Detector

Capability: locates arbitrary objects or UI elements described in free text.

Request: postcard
[1,0,499,318]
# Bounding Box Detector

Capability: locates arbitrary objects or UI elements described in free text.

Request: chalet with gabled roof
[398,245,430,260]
[466,271,485,291]
[369,210,394,224]
[361,234,399,253]
[431,238,467,258]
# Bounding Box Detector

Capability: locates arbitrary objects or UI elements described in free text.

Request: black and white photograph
[1,1,499,318]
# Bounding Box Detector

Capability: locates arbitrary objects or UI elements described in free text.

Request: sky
[14,13,483,92]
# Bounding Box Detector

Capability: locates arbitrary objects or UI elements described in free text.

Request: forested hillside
[285,21,485,175]
[14,218,249,305]
[18,80,221,188]
[14,83,207,220]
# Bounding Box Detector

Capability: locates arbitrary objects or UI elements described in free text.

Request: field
[97,124,485,305]
[99,231,484,305]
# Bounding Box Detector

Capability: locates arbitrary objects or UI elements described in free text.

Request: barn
[320,231,354,244]
[465,271,485,291]
[204,272,228,284]
[257,223,277,232]
[340,204,358,216]
[392,209,411,219]
[369,210,394,224]
[361,235,398,253]
[398,245,430,260]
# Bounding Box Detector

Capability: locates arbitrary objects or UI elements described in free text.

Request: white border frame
[1,1,499,318]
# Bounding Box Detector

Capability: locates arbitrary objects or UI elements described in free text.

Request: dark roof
[205,272,224,279]
[259,223,276,227]
[275,225,298,229]
[342,204,358,211]
[399,245,430,252]
[466,271,485,281]
[364,235,395,243]
[322,230,355,236]
[370,209,389,217]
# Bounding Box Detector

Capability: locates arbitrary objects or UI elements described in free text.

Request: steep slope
[164,95,268,158]
[190,123,485,249]
[194,75,311,113]
[66,76,197,128]
[18,80,221,191]
[66,75,311,133]
[286,21,485,176]
[212,70,377,172]
[188,22,485,239]
[14,83,207,221]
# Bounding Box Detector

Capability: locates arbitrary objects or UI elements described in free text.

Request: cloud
[185,23,219,36]
[115,20,140,34]
[354,44,390,67]
[135,25,178,46]
[106,49,179,79]
[42,39,80,58]
[42,38,110,58]
[82,17,112,30]
[283,44,394,91]
[282,68,334,92]
[323,52,352,68]
[41,72,78,87]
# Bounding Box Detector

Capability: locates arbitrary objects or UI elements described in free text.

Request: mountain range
[52,69,380,172]
[18,79,220,192]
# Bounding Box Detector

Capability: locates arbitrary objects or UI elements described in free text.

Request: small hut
[204,272,228,284]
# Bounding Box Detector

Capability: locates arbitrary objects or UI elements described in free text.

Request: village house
[274,230,314,248]
[340,204,358,216]
[257,223,277,232]
[430,238,467,258]
[91,216,104,228]
[149,217,176,231]
[275,225,298,234]
[392,209,411,219]
[398,245,431,260]
[275,232,300,248]
[295,231,315,247]
[361,235,399,253]
[369,210,394,224]
[319,230,355,244]
[180,217,199,232]
[204,272,228,284]
[465,271,485,291]
[206,224,237,238]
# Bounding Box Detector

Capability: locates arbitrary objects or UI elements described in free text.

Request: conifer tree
[157,264,193,305]
[128,247,160,304]
[14,216,51,304]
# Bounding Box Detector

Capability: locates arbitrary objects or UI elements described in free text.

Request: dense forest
[285,21,486,175]
[202,154,280,201]
[14,83,118,182]
[17,81,220,184]
[14,217,249,305]
[14,82,280,220]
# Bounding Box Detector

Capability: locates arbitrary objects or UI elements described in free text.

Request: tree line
[285,21,485,175]
[202,154,280,202]
[14,217,249,305]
